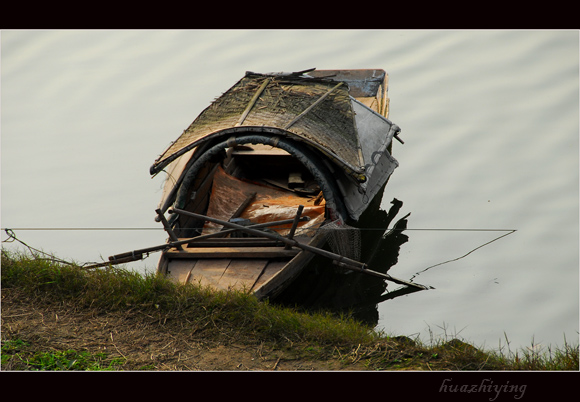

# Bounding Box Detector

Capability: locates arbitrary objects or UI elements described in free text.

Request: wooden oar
[169,208,430,290]
[82,216,309,269]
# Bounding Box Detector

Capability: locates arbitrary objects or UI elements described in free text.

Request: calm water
[2,30,578,352]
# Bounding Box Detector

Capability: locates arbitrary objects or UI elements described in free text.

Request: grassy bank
[1,250,578,371]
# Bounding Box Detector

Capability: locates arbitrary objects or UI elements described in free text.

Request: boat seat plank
[182,238,283,248]
[165,246,299,259]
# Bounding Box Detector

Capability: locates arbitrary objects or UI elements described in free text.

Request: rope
[1,228,150,269]
[2,228,77,266]
[409,229,517,280]
[2,226,517,273]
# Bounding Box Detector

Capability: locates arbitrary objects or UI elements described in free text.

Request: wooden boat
[99,68,429,299]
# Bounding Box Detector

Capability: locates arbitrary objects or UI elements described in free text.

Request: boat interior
[171,143,329,240]
[157,140,332,298]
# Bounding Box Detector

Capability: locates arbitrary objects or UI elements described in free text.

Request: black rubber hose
[173,133,347,222]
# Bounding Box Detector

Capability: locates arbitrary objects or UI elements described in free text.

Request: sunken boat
[146,68,426,300]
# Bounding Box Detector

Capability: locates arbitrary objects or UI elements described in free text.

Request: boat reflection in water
[274,197,421,326]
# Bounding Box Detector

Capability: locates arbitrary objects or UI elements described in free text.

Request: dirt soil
[1,287,371,371]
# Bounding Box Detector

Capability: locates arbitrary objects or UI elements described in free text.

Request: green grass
[489,332,579,371]
[2,250,578,371]
[1,338,126,371]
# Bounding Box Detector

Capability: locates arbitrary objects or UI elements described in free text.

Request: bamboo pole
[236,78,271,126]
[82,255,143,269]
[284,82,343,130]
[155,208,182,250]
[285,205,304,249]
[169,207,430,290]
[216,192,257,235]
[79,216,310,269]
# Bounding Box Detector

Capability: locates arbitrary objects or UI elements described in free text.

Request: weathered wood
[165,259,196,283]
[230,192,257,220]
[288,172,305,189]
[252,233,327,299]
[165,255,284,294]
[157,162,219,218]
[106,216,308,262]
[218,259,269,292]
[170,207,430,290]
[285,205,304,249]
[184,264,195,284]
[213,191,256,235]
[284,82,343,129]
[184,238,283,248]
[250,260,287,291]
[165,246,299,259]
[187,259,232,289]
[156,208,183,250]
[236,78,272,126]
[187,163,220,214]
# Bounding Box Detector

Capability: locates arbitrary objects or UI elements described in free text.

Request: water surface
[2,29,578,351]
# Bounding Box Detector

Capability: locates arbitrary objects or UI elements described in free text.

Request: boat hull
[158,232,327,300]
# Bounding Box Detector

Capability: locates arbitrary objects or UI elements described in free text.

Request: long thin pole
[79,216,310,269]
[155,208,182,250]
[284,82,343,129]
[169,208,429,290]
[285,205,304,249]
[114,216,308,260]
[236,78,271,126]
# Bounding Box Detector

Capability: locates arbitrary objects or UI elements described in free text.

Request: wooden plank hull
[159,233,325,300]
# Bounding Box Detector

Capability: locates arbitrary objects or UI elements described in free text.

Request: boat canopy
[151,70,399,175]
[150,69,402,221]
